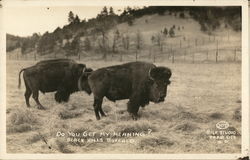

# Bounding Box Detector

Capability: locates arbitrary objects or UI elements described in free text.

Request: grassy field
[6,59,241,153]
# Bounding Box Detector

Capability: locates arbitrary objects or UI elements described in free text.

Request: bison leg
[24,80,32,107]
[32,90,45,110]
[127,101,140,120]
[97,99,106,117]
[99,107,106,117]
[93,97,104,120]
[24,89,32,107]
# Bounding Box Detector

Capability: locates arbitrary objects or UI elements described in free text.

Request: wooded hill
[6,6,241,58]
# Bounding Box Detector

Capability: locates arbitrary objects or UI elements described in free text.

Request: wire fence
[7,36,241,64]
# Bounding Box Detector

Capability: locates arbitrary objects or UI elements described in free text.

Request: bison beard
[55,91,70,103]
[88,61,172,120]
[54,87,74,103]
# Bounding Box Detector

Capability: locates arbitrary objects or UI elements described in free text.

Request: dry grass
[7,108,38,133]
[138,136,174,153]
[58,110,82,119]
[55,139,74,153]
[6,60,241,153]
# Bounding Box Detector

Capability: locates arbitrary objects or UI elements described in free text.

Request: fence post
[188,39,190,48]
[215,40,218,63]
[172,52,174,63]
[206,51,208,61]
[161,43,164,53]
[171,45,174,63]
[135,50,138,61]
[151,47,155,63]
[120,52,123,62]
[192,52,194,63]
[153,53,156,63]
[183,50,186,61]
[234,48,237,61]
[149,47,151,62]
[34,52,36,61]
[180,40,182,48]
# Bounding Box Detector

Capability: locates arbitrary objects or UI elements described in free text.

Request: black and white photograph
[0,0,249,159]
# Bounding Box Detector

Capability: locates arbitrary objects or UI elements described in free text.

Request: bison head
[78,68,93,94]
[148,66,172,103]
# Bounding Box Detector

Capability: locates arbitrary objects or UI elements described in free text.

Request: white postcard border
[0,0,249,159]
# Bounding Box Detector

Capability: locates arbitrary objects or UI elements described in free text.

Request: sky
[3,6,124,37]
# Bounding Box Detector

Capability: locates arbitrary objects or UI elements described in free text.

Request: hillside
[6,6,241,62]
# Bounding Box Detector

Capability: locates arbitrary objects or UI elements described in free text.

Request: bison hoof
[96,116,101,120]
[130,114,138,120]
[38,105,46,110]
[101,113,107,117]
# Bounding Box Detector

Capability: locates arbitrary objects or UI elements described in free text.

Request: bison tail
[18,68,25,89]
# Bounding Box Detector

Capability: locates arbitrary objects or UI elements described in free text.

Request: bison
[78,61,172,120]
[18,59,91,109]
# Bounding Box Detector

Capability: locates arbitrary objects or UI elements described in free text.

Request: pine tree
[68,11,75,24]
[74,15,80,24]
[109,7,115,16]
[163,28,168,36]
[100,6,108,17]
[169,27,175,37]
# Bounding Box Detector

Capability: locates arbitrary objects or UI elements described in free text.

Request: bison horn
[148,68,154,81]
[78,74,83,91]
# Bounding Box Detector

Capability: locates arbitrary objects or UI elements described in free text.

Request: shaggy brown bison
[18,59,90,109]
[78,61,172,120]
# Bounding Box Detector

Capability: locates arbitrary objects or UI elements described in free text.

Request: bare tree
[112,29,121,53]
[122,33,130,51]
[152,32,165,53]
[135,30,143,60]
[95,6,116,59]
[135,30,143,50]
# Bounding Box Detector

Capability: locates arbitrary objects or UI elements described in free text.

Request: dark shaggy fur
[87,61,172,120]
[18,59,86,109]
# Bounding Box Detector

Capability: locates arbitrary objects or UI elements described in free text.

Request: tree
[152,32,165,53]
[74,15,80,24]
[100,6,108,17]
[179,12,185,18]
[163,28,168,36]
[37,31,56,55]
[112,29,121,53]
[84,37,91,51]
[127,15,134,26]
[120,7,134,26]
[109,7,115,16]
[135,30,143,50]
[95,6,117,59]
[151,36,155,43]
[63,37,80,56]
[169,27,175,37]
[68,11,75,24]
[122,34,130,51]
